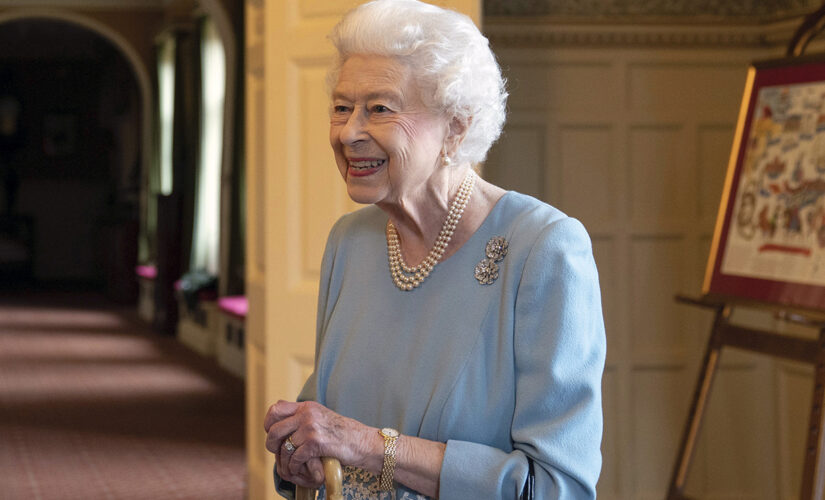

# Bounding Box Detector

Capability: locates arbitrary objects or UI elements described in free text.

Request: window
[190,17,226,275]
[158,35,176,196]
[140,34,176,264]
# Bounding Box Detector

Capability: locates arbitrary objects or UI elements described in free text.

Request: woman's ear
[445,115,471,157]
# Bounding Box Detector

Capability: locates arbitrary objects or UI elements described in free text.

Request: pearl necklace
[386,170,476,291]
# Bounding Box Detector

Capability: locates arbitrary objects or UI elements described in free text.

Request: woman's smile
[347,158,387,177]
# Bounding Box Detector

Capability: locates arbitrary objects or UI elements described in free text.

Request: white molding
[484,17,803,49]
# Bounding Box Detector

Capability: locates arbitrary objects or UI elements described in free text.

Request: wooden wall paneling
[626,63,746,119]
[630,236,687,359]
[697,124,736,224]
[485,120,545,199]
[558,125,615,232]
[632,366,692,499]
[775,317,819,499]
[592,237,617,358]
[487,37,784,498]
[290,59,335,291]
[777,361,814,499]
[545,62,616,116]
[702,359,775,498]
[627,125,688,228]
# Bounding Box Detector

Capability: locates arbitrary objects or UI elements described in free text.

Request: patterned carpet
[0,292,246,500]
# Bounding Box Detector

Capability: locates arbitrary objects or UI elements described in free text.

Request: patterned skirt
[317,466,430,500]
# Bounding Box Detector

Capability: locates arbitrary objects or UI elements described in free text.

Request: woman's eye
[333,105,350,114]
[371,105,389,114]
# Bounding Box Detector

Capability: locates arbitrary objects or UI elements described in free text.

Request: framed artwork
[705,53,825,312]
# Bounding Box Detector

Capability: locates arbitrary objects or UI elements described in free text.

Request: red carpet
[0,292,246,500]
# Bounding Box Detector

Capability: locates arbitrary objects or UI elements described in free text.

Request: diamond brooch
[474,236,508,285]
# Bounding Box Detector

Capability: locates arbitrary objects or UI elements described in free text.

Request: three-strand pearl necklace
[386,170,476,291]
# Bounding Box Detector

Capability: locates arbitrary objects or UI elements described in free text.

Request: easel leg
[666,305,730,500]
[800,328,825,499]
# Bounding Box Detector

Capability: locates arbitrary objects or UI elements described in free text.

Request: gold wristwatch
[378,427,399,491]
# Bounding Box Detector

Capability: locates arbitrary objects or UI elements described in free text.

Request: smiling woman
[330,55,451,211]
[263,1,606,499]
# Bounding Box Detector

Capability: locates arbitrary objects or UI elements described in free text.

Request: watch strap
[378,428,399,491]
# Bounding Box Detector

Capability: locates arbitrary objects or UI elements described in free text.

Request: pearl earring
[441,152,452,167]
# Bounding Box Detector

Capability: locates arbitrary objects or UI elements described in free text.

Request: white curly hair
[327,0,508,166]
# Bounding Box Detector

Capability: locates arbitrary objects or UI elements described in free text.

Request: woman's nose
[339,109,367,144]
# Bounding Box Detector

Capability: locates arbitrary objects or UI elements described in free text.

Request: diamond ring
[284,436,296,453]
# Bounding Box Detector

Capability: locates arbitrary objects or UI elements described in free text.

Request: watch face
[381,427,399,438]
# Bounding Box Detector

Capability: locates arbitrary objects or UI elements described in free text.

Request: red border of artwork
[704,53,825,313]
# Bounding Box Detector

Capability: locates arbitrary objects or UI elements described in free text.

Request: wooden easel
[666,5,825,499]
[665,295,825,499]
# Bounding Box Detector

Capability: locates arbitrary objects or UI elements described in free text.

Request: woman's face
[330,54,450,206]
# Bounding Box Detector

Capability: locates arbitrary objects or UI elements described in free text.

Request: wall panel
[697,124,735,222]
[703,365,772,498]
[632,367,690,497]
[559,125,615,229]
[629,126,687,224]
[631,236,686,356]
[627,64,746,116]
[486,123,544,199]
[487,33,786,499]
[298,63,338,282]
[777,363,813,499]
[592,237,616,349]
[546,63,615,113]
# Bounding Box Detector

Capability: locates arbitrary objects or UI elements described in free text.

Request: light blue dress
[276,191,606,499]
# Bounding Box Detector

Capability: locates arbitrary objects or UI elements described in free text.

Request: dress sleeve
[274,217,344,499]
[439,217,606,499]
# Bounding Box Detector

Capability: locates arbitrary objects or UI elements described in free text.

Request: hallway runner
[0,292,246,499]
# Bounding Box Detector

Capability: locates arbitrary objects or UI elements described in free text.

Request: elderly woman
[264,1,606,498]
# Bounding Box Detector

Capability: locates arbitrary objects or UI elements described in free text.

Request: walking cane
[295,457,343,500]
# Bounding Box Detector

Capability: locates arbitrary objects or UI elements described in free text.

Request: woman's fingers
[266,400,370,483]
[306,457,325,485]
[263,400,299,432]
[277,439,295,483]
[288,433,319,476]
[277,435,323,489]
[264,401,304,454]
[265,418,297,455]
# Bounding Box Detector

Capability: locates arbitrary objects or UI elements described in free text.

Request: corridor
[0,292,246,499]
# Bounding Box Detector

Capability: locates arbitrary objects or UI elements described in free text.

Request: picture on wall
[705,54,825,312]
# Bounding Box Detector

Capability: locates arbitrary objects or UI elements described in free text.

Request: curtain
[158,36,176,196]
[139,35,176,263]
[190,17,225,275]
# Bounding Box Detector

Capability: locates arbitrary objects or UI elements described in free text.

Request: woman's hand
[264,400,381,488]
